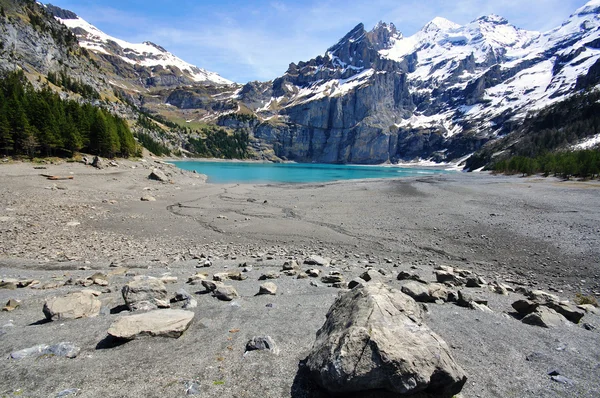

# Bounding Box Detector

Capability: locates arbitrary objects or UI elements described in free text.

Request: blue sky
[47,0,591,83]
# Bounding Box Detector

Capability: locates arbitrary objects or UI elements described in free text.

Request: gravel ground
[0,159,599,397]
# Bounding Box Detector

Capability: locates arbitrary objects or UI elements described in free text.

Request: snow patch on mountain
[56,16,232,85]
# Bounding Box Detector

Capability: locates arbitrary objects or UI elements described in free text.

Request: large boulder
[521,307,570,328]
[122,277,170,311]
[43,291,101,321]
[148,168,169,182]
[401,281,451,303]
[108,309,194,339]
[306,284,467,397]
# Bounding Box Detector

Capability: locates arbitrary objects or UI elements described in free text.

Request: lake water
[171,161,452,184]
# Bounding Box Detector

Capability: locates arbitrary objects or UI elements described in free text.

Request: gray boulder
[306,284,467,396]
[304,255,331,267]
[108,309,194,339]
[522,307,570,328]
[245,336,279,355]
[43,291,102,321]
[122,277,170,311]
[401,281,451,303]
[149,168,169,182]
[214,285,239,301]
[257,282,277,295]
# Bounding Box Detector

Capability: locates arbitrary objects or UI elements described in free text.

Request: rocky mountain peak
[367,21,402,51]
[474,14,509,26]
[422,17,461,32]
[45,4,78,20]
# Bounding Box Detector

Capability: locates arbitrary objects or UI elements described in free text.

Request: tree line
[492,150,600,179]
[466,90,600,171]
[0,70,136,158]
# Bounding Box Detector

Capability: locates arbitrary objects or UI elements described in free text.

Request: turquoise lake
[171,161,453,184]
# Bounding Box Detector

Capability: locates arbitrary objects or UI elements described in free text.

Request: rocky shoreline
[1,158,599,397]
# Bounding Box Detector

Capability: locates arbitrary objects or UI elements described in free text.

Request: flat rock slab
[306,283,467,397]
[43,291,101,321]
[11,342,80,359]
[108,309,194,340]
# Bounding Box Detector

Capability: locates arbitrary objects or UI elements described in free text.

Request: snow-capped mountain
[217,0,600,164]
[46,4,232,86]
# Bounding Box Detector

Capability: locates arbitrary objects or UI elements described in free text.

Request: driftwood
[40,174,74,181]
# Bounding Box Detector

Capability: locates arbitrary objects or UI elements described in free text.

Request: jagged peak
[45,3,78,20]
[328,23,367,52]
[474,14,509,25]
[422,17,461,32]
[143,41,168,53]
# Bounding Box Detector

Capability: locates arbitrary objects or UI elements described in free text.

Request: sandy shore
[0,158,599,397]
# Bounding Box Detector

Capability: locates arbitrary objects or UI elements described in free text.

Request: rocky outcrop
[306,284,467,396]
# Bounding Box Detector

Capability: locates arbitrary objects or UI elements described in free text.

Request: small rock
[201,280,222,292]
[141,196,156,202]
[213,285,238,301]
[258,282,277,295]
[282,260,300,271]
[2,299,21,312]
[348,278,366,289]
[149,169,169,182]
[321,273,344,284]
[245,336,279,355]
[258,271,280,280]
[56,388,80,397]
[512,299,539,315]
[184,381,201,395]
[306,269,321,277]
[304,255,331,267]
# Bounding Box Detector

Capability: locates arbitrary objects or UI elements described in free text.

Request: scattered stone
[456,290,473,308]
[213,285,238,301]
[304,255,331,267]
[522,307,569,328]
[11,342,80,359]
[296,272,308,279]
[245,336,279,355]
[359,270,380,282]
[108,309,194,340]
[306,269,321,277]
[56,388,80,397]
[184,381,201,395]
[397,271,426,283]
[197,260,212,268]
[348,278,366,289]
[578,304,599,315]
[545,302,585,324]
[2,299,20,312]
[321,272,344,284]
[401,281,451,303]
[160,276,178,284]
[306,284,467,396]
[201,280,222,292]
[214,272,246,282]
[258,271,280,280]
[258,282,277,295]
[187,273,208,285]
[466,276,487,288]
[512,299,539,316]
[88,272,108,286]
[141,196,156,202]
[0,281,17,290]
[435,270,464,286]
[282,260,300,271]
[122,277,170,311]
[91,156,103,169]
[43,291,102,321]
[149,169,169,182]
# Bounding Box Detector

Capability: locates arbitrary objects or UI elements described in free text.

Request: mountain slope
[215,0,600,165]
[45,4,232,88]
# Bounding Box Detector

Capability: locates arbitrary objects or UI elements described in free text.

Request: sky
[46,0,593,83]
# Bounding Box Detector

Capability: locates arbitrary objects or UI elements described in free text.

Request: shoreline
[1,158,599,398]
